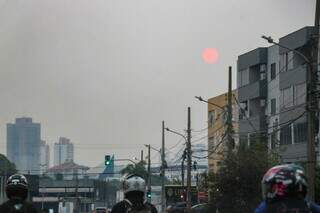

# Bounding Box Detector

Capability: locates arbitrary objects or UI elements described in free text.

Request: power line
[196,111,306,159]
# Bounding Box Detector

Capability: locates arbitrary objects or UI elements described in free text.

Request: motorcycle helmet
[262,164,308,202]
[122,174,146,195]
[5,174,29,201]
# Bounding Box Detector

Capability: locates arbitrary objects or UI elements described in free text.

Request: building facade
[237,26,317,162]
[40,140,50,173]
[207,91,238,173]
[7,117,41,174]
[54,137,74,166]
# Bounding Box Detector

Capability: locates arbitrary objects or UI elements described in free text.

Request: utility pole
[147,144,151,202]
[307,0,320,200]
[161,121,166,213]
[181,149,186,189]
[141,150,144,162]
[186,107,192,212]
[227,66,234,151]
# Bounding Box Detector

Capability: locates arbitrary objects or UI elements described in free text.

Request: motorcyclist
[255,164,320,212]
[0,174,38,213]
[111,174,158,213]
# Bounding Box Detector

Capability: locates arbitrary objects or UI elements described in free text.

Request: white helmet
[122,174,146,194]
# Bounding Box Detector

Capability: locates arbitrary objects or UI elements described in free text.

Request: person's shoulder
[255,201,267,213]
[23,201,38,212]
[309,201,320,212]
[111,201,128,213]
[145,202,158,213]
[0,200,10,211]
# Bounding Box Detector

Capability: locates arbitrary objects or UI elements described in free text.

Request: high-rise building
[236,26,316,162]
[54,137,74,166]
[40,140,50,173]
[7,117,41,174]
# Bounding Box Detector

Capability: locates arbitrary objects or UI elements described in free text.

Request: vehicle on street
[93,207,108,213]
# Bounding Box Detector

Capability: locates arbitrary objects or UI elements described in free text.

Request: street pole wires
[194,111,306,159]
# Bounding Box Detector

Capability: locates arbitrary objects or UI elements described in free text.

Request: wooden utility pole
[308,0,320,200]
[227,66,234,150]
[186,107,192,212]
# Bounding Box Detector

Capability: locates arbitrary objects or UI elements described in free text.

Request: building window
[270,63,276,80]
[239,101,249,120]
[239,68,249,87]
[280,51,294,72]
[260,64,267,80]
[294,122,307,143]
[271,98,276,115]
[208,111,216,127]
[280,125,292,145]
[294,83,306,105]
[280,87,293,109]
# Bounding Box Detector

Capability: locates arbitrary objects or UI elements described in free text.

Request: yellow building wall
[207,91,238,173]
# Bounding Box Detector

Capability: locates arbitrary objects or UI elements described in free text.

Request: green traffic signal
[105,155,111,166]
[147,191,151,198]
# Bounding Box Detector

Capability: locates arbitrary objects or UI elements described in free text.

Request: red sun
[202,48,219,64]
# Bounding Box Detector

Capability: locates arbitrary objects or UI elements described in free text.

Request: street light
[144,144,161,153]
[261,35,311,64]
[195,96,226,112]
[262,35,316,200]
[165,128,187,142]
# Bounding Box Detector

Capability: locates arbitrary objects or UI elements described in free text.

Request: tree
[0,154,16,175]
[121,161,148,179]
[121,161,169,186]
[209,139,279,212]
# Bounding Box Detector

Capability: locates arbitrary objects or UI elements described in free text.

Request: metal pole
[186,107,192,212]
[161,121,166,213]
[147,144,151,202]
[181,160,185,188]
[141,150,144,162]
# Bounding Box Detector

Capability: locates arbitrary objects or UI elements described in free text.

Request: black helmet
[6,174,29,200]
[262,164,308,202]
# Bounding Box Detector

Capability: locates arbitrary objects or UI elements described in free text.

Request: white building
[54,137,74,166]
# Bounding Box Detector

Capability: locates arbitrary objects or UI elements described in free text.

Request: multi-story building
[39,140,50,173]
[7,117,41,174]
[237,47,268,147]
[54,137,74,166]
[207,91,238,173]
[237,26,317,162]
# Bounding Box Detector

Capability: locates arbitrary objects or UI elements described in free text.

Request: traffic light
[147,191,151,201]
[193,161,198,170]
[105,155,111,166]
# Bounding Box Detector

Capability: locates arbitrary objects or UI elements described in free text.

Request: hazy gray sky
[0,0,315,167]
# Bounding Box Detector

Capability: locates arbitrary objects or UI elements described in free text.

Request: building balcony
[238,79,267,102]
[279,64,307,90]
[239,113,266,133]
